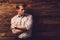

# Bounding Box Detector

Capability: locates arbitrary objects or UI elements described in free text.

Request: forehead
[19,5,25,9]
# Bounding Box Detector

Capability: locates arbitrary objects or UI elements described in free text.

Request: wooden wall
[32,0,60,40]
[0,0,60,40]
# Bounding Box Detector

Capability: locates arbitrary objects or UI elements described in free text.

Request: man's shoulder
[25,13,32,17]
[11,15,18,20]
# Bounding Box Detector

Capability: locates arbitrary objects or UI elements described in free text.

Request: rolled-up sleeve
[11,18,15,24]
[11,18,17,25]
[11,17,16,29]
[25,15,33,30]
[11,18,14,24]
[11,17,16,33]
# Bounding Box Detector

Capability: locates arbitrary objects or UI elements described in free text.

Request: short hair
[16,3,26,9]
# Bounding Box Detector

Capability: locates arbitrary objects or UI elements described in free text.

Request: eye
[21,8,25,10]
[21,9,24,10]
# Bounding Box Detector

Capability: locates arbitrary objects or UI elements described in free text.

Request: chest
[16,17,28,23]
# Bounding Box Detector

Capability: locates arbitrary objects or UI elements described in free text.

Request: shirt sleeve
[11,18,16,25]
[11,17,17,29]
[11,17,17,33]
[11,18,14,24]
[25,15,33,30]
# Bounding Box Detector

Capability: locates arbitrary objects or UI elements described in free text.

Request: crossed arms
[11,15,33,34]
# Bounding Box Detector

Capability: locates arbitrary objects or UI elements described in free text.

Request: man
[11,3,33,40]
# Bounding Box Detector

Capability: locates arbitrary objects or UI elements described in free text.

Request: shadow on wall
[27,8,42,40]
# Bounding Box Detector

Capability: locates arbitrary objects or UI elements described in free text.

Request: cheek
[18,10,21,12]
[16,10,21,12]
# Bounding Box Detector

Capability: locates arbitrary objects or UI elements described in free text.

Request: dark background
[0,0,60,40]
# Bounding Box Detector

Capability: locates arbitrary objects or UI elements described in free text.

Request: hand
[12,29,22,34]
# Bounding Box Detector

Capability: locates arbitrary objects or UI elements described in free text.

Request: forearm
[12,28,23,34]
[11,24,23,34]
[11,24,16,29]
[16,26,27,31]
[11,24,27,34]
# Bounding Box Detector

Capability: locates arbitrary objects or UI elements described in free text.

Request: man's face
[17,5,25,16]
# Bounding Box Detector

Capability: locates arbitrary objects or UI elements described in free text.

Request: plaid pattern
[11,13,33,39]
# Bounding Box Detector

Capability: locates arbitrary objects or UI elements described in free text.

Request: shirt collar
[17,13,27,17]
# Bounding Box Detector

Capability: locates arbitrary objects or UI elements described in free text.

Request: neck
[18,13,24,16]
